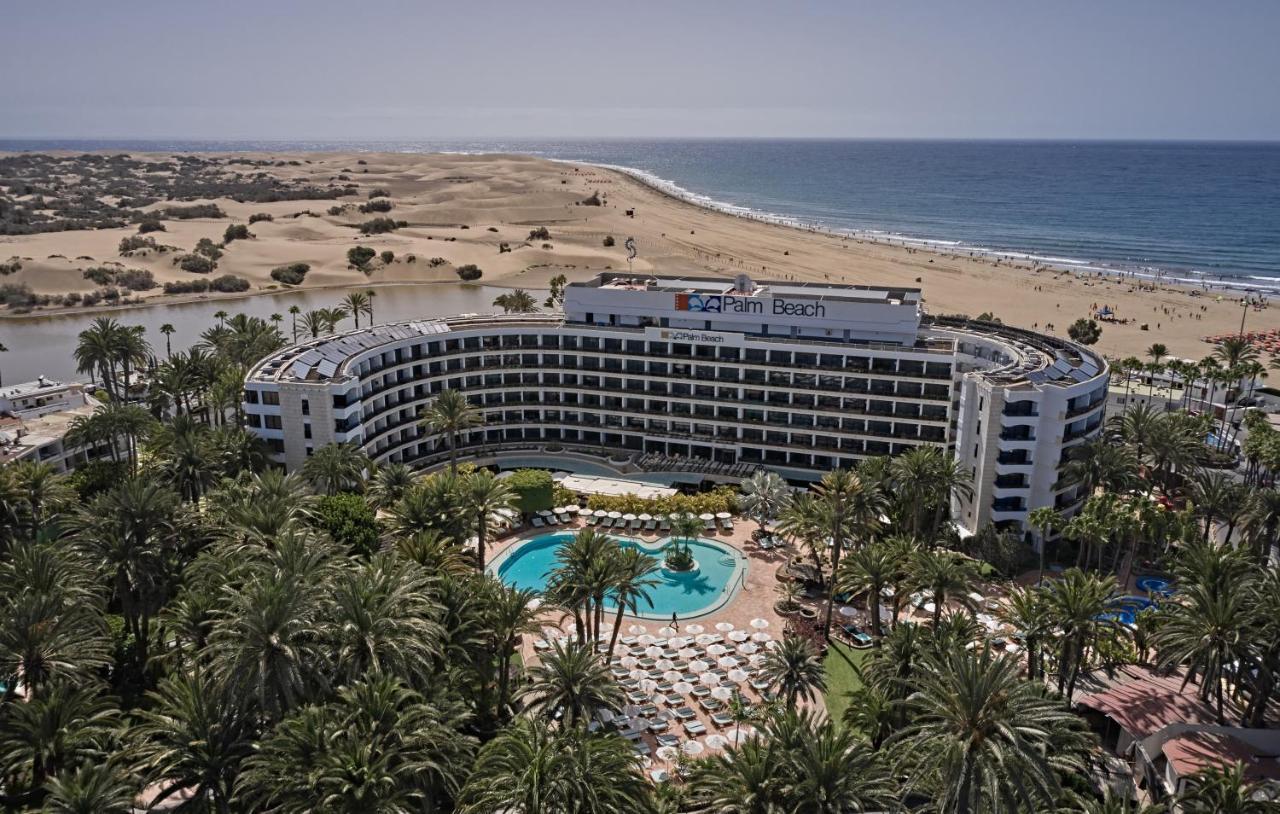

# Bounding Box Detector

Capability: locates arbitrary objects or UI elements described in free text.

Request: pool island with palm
[489,531,748,620]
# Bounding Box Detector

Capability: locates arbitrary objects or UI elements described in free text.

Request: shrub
[602,235,615,247]
[1067,318,1102,345]
[118,235,157,254]
[327,205,346,216]
[312,493,380,557]
[82,266,116,285]
[137,219,166,233]
[455,264,482,281]
[487,226,498,232]
[115,268,156,291]
[176,254,216,274]
[160,203,225,219]
[359,217,403,235]
[68,459,129,500]
[499,242,511,254]
[223,223,253,243]
[248,212,274,224]
[163,279,210,294]
[210,274,250,293]
[367,187,389,198]
[427,257,448,267]
[380,250,394,264]
[0,258,20,275]
[359,199,393,214]
[504,469,554,514]
[0,282,35,306]
[270,262,310,285]
[404,254,416,264]
[585,486,739,517]
[580,191,602,206]
[347,246,376,268]
[527,226,550,240]
[194,238,223,260]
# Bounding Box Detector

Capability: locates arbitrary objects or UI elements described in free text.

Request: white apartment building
[243,273,1108,536]
[0,378,109,472]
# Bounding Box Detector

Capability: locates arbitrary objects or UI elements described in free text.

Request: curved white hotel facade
[243,273,1108,536]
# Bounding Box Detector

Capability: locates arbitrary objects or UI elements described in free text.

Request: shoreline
[584,160,1280,298]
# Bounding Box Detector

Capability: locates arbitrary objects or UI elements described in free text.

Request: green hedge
[505,469,554,514]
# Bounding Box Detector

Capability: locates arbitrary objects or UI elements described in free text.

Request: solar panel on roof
[1069,369,1091,382]
[317,360,339,378]
[1026,371,1048,383]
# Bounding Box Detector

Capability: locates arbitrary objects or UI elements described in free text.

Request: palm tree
[287,304,301,342]
[418,389,481,473]
[133,671,254,814]
[1189,469,1242,544]
[999,585,1051,681]
[1146,342,1168,368]
[213,309,228,328]
[300,309,328,338]
[1177,761,1276,813]
[890,647,1091,814]
[739,470,790,531]
[341,290,372,328]
[1155,581,1251,725]
[761,634,826,707]
[1027,506,1062,585]
[459,468,515,569]
[0,680,121,787]
[0,594,111,699]
[367,462,417,510]
[41,763,137,814]
[1045,568,1123,698]
[908,548,979,627]
[300,442,370,496]
[485,583,544,721]
[365,289,376,325]
[491,289,539,314]
[815,468,886,639]
[836,537,899,638]
[605,547,659,659]
[1213,335,1260,369]
[159,322,176,359]
[890,447,973,541]
[518,638,623,728]
[458,719,654,813]
[74,317,123,400]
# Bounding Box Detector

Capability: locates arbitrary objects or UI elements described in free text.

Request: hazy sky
[4,0,1279,140]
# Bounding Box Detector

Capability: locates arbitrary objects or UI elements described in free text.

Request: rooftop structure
[0,379,111,472]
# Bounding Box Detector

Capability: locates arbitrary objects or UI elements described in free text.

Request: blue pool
[1101,595,1157,626]
[490,532,747,619]
[1135,576,1174,597]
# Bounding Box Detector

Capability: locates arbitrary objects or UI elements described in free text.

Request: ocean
[4,138,1279,290]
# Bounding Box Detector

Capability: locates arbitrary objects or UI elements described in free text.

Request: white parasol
[688,659,710,674]
[656,745,678,763]
[620,656,638,669]
[706,643,728,657]
[673,681,694,695]
[662,670,682,683]
[839,606,858,618]
[728,668,749,683]
[695,633,717,646]
[751,631,772,643]
[637,634,656,646]
[699,513,715,521]
[685,624,705,635]
[658,626,677,638]
[738,642,758,655]
[706,734,728,750]
[628,624,647,635]
[699,672,721,686]
[729,630,749,642]
[711,686,733,701]
[717,655,739,669]
[677,647,698,660]
[715,622,735,633]
[682,739,705,757]
[750,618,770,630]
[645,646,664,659]
[655,659,674,672]
[715,511,732,519]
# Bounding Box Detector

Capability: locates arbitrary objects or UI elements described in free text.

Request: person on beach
[671,612,679,632]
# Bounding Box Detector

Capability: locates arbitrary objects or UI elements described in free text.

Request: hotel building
[243,273,1108,536]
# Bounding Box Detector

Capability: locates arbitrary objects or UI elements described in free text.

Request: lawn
[823,640,871,725]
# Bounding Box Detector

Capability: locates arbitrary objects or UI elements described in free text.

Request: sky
[3,0,1279,141]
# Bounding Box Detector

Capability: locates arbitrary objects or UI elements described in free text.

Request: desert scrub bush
[248,212,274,224]
[270,262,310,285]
[175,253,216,274]
[359,199,393,214]
[137,219,166,233]
[82,266,117,285]
[404,253,416,263]
[118,235,158,254]
[603,235,615,247]
[114,268,156,290]
[427,257,448,267]
[347,246,376,269]
[358,217,405,235]
[194,238,223,260]
[0,258,21,275]
[163,279,209,294]
[498,242,511,254]
[160,203,225,219]
[380,250,394,264]
[486,226,498,232]
[0,283,35,307]
[527,226,551,240]
[455,264,482,281]
[367,187,389,198]
[580,191,602,206]
[210,274,250,292]
[223,223,252,243]
[327,205,346,216]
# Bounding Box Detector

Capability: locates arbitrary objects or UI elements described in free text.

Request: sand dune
[0,150,1259,360]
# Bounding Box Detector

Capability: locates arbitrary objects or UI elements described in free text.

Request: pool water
[1101,595,1157,626]
[1135,576,1174,597]
[490,532,746,619]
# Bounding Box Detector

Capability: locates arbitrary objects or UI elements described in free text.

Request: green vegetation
[455,264,482,281]
[1068,317,1102,345]
[360,198,393,213]
[822,641,869,726]
[527,226,550,240]
[269,262,310,285]
[137,219,165,233]
[491,289,538,313]
[175,253,216,274]
[503,468,554,514]
[359,217,407,235]
[313,492,381,557]
[222,223,252,243]
[602,234,615,247]
[347,245,376,269]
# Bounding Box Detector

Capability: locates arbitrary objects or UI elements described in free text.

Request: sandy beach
[0,151,1266,361]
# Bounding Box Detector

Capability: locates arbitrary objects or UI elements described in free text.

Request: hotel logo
[675,293,722,313]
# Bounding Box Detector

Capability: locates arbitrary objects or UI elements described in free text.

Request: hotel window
[300,398,309,416]
[243,390,260,404]
[264,415,282,430]
[262,391,280,406]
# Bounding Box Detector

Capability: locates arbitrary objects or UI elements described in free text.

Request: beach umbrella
[715,622,735,633]
[717,656,738,669]
[699,672,721,687]
[608,511,623,519]
[685,624,705,635]
[622,513,637,521]
[749,618,770,630]
[738,642,758,655]
[682,740,705,757]
[1005,642,1020,653]
[923,602,937,615]
[677,647,697,660]
[629,669,647,682]
[657,626,677,638]
[748,654,766,666]
[728,630,748,642]
[639,678,658,694]
[673,681,693,695]
[637,634,656,646]
[662,670,682,683]
[751,631,772,643]
[695,633,717,646]
[537,509,553,517]
[528,598,543,611]
[725,727,755,746]
[638,512,653,521]
[711,686,733,701]
[594,509,608,518]
[656,746,678,763]
[645,645,663,659]
[728,668,749,683]
[706,643,727,657]
[706,734,728,750]
[669,636,689,649]
[968,591,985,603]
[620,656,638,669]
[578,508,593,517]
[764,639,780,651]
[628,624,647,636]
[699,513,715,521]
[553,507,568,516]
[655,659,674,672]
[715,511,732,519]
[839,606,858,618]
[689,659,710,674]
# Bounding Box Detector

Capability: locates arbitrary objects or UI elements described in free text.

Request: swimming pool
[489,532,747,619]
[1100,595,1157,626]
[1135,576,1175,597]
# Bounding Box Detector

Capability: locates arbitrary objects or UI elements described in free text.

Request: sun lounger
[656,733,680,748]
[586,515,599,526]
[600,517,614,529]
[647,719,669,733]
[683,721,707,736]
[720,518,734,532]
[704,519,717,532]
[637,704,659,717]
[659,518,671,532]
[691,686,711,699]
[633,741,652,756]
[531,516,545,528]
[698,698,724,712]
[673,706,697,720]
[643,519,657,532]
[711,712,735,728]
